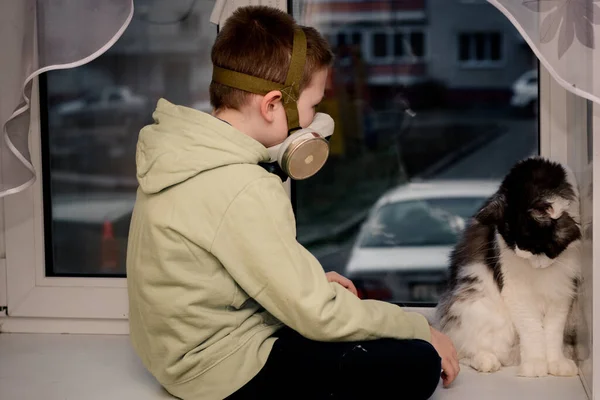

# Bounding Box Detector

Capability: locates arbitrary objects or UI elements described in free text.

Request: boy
[127,6,458,400]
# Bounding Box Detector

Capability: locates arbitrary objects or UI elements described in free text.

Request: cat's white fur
[442,167,582,377]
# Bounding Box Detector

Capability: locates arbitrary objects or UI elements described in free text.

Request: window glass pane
[296,1,539,304]
[410,32,425,57]
[394,33,405,57]
[372,33,388,58]
[459,33,470,61]
[359,198,487,248]
[490,32,502,61]
[351,32,362,46]
[337,32,346,48]
[42,0,216,276]
[474,33,486,60]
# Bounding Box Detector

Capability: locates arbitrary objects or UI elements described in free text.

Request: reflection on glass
[43,0,216,276]
[359,197,486,248]
[42,0,540,300]
[295,0,539,304]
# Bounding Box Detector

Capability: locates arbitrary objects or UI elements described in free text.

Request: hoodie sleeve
[210,176,431,343]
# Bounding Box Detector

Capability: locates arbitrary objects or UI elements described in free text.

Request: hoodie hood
[136,99,270,194]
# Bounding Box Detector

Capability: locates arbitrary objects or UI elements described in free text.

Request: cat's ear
[476,192,506,225]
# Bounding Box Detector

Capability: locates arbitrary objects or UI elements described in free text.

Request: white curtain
[0,0,134,198]
[488,0,600,104]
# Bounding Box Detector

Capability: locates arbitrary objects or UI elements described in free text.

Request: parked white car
[345,180,499,303]
[510,69,538,116]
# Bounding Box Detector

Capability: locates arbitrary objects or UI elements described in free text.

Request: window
[332,31,362,49]
[371,29,425,63]
[4,0,550,328]
[372,33,388,58]
[410,32,425,57]
[336,32,346,47]
[458,32,504,66]
[394,33,405,57]
[40,0,216,277]
[295,1,538,305]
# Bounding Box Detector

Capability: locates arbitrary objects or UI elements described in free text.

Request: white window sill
[0,333,587,400]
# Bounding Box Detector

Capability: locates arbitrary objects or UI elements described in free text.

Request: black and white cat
[436,157,582,377]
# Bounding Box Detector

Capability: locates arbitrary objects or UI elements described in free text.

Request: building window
[372,33,388,58]
[458,32,503,66]
[374,30,426,63]
[337,32,347,47]
[334,31,362,48]
[410,32,425,57]
[394,32,405,57]
[395,31,426,58]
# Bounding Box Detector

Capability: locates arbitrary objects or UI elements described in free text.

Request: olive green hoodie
[127,98,432,400]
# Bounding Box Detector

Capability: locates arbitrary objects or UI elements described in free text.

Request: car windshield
[359,197,487,247]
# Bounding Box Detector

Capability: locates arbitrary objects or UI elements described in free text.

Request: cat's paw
[518,359,548,377]
[576,344,590,361]
[470,352,501,373]
[564,343,588,361]
[548,358,578,377]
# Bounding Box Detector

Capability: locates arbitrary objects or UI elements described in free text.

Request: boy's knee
[412,340,442,399]
[415,339,442,369]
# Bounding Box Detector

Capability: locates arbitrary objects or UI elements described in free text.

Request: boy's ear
[259,90,283,122]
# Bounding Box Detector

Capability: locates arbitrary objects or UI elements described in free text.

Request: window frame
[0,12,578,337]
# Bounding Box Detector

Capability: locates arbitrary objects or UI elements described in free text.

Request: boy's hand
[430,326,460,387]
[325,272,358,297]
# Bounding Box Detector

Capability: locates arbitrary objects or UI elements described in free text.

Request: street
[311,117,538,274]
[434,119,538,180]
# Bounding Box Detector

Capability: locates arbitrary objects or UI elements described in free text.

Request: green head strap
[212,28,307,132]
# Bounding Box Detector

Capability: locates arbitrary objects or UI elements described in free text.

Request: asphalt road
[311,117,538,274]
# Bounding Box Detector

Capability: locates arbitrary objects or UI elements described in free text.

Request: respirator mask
[211,28,334,180]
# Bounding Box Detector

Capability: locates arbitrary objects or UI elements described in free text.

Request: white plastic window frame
[1,79,129,334]
[0,67,552,337]
[539,67,600,398]
[0,0,576,338]
[591,99,599,400]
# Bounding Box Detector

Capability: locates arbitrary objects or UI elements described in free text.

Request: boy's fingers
[326,272,359,296]
[441,359,457,387]
[451,354,460,378]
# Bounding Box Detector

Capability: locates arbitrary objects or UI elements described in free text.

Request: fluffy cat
[436,157,582,377]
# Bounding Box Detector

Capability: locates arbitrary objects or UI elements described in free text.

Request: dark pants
[227,327,441,400]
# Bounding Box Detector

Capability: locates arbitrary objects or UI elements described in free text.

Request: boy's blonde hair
[209,6,334,110]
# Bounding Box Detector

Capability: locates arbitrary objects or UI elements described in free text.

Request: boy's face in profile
[297,68,328,130]
[257,68,328,148]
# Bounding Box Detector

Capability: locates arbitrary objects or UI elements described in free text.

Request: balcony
[302,0,426,25]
